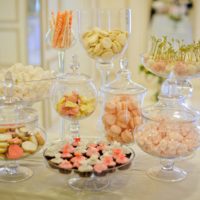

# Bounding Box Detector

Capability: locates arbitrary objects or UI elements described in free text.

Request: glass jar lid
[142,97,196,123]
[101,58,147,95]
[56,55,93,84]
[0,72,38,127]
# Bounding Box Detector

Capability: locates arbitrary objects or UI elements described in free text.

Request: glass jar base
[68,176,109,191]
[0,166,33,183]
[147,166,187,182]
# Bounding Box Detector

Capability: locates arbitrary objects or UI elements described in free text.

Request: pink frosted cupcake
[61,152,72,159]
[116,153,131,170]
[86,147,100,157]
[59,160,73,174]
[93,162,108,176]
[112,148,123,159]
[60,143,74,153]
[101,155,116,168]
[70,152,86,169]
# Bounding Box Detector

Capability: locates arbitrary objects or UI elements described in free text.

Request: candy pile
[44,140,133,177]
[136,120,200,158]
[0,63,55,102]
[56,91,96,119]
[102,95,141,144]
[0,126,45,160]
[82,27,128,60]
[49,10,73,49]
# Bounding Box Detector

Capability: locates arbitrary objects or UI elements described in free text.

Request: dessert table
[0,106,200,200]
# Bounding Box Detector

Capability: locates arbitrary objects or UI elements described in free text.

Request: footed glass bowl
[43,138,135,191]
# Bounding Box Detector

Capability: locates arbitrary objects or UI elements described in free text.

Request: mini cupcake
[96,142,108,154]
[60,143,74,153]
[87,142,97,148]
[74,146,87,155]
[49,157,63,169]
[87,154,100,166]
[72,138,81,147]
[61,152,72,159]
[86,147,100,157]
[70,153,86,169]
[112,148,123,159]
[93,162,108,176]
[116,154,131,170]
[78,163,93,177]
[59,160,73,174]
[44,149,56,160]
[101,155,116,168]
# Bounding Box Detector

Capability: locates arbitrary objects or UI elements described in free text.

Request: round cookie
[22,141,37,153]
[0,134,12,142]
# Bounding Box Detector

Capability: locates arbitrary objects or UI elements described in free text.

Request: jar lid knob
[70,54,80,73]
[120,58,128,71]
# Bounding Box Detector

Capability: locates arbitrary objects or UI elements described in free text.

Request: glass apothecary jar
[135,97,200,182]
[100,59,146,144]
[51,55,97,140]
[0,73,46,182]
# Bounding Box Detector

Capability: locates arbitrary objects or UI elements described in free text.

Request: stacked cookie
[0,126,45,160]
[82,27,128,60]
[44,140,134,177]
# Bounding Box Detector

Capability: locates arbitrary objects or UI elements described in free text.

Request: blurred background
[0,0,199,129]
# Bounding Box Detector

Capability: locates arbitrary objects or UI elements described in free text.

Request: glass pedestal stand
[96,61,114,88]
[0,161,33,182]
[147,159,187,182]
[68,174,109,191]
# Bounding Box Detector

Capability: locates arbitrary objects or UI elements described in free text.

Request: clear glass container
[78,8,131,87]
[135,96,200,182]
[100,59,146,144]
[141,37,200,99]
[51,55,97,140]
[45,10,76,74]
[0,63,55,106]
[0,72,46,182]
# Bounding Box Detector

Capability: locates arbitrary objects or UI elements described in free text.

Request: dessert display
[51,55,97,139]
[44,140,134,177]
[48,10,74,49]
[82,27,128,61]
[56,91,96,119]
[100,59,146,144]
[0,125,45,160]
[142,36,200,78]
[0,63,55,104]
[78,9,131,87]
